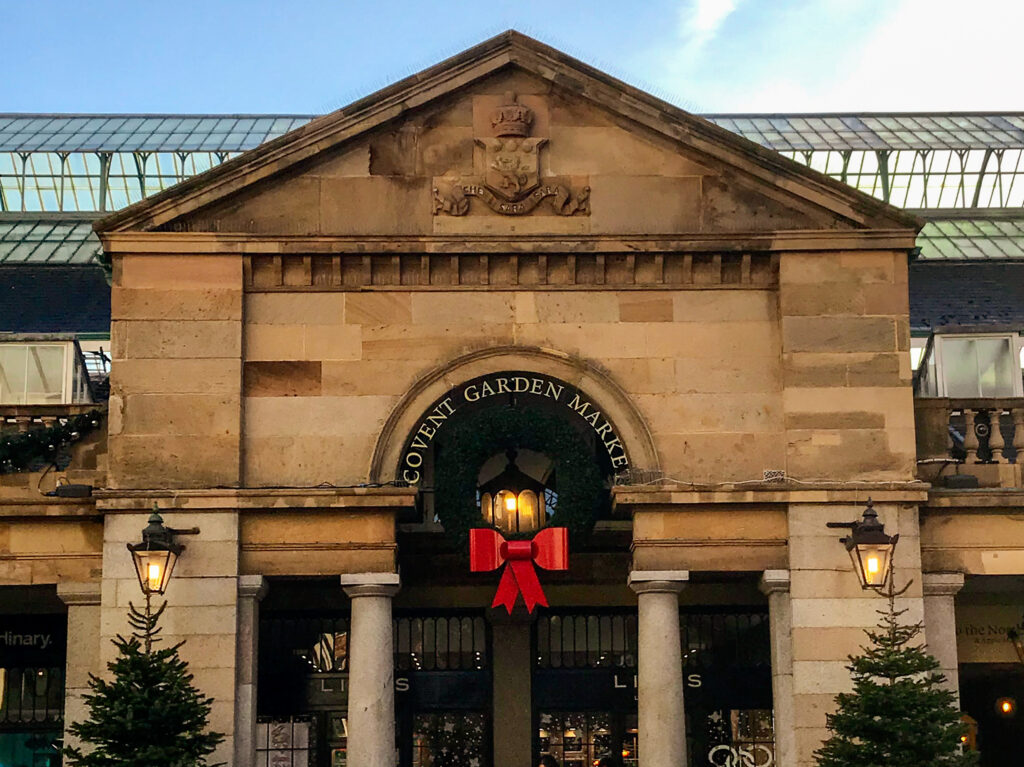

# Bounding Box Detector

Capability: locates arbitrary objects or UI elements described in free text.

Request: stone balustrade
[0,404,99,435]
[916,398,1024,486]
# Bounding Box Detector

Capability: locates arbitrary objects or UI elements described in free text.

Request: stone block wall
[786,500,924,766]
[240,288,784,486]
[780,251,915,481]
[108,255,244,489]
[100,511,240,766]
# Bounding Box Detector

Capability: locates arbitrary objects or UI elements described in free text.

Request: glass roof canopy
[1,112,1023,212]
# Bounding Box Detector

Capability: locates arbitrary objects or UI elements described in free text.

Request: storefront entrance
[258,610,491,767]
[533,609,774,767]
[0,613,65,767]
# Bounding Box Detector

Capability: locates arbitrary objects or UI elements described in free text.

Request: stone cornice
[613,482,929,508]
[922,489,1024,508]
[93,487,416,512]
[98,229,918,256]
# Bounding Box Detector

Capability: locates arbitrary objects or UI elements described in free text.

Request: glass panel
[0,345,28,403]
[976,338,1015,397]
[25,345,65,403]
[517,490,540,532]
[411,712,486,767]
[942,337,1014,397]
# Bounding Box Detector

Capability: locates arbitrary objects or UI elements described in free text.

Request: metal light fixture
[479,449,546,534]
[126,506,199,595]
[1008,627,1024,665]
[827,499,899,590]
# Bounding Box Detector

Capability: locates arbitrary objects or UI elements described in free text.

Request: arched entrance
[370,346,660,486]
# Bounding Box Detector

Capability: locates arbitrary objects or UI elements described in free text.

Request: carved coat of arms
[433,92,589,217]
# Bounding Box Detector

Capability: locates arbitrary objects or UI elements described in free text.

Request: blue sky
[1,0,1019,114]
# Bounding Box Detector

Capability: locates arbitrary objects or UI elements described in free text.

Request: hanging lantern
[126,507,189,595]
[479,449,547,534]
[827,499,899,590]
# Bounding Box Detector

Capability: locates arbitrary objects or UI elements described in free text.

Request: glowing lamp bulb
[866,556,880,574]
[147,562,162,590]
[505,495,517,512]
[1002,700,1013,713]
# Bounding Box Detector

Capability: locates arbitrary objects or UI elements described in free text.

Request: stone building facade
[2,32,1023,767]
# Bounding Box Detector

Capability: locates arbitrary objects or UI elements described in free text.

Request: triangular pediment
[95,32,920,238]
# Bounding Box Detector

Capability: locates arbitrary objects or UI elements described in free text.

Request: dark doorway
[960,664,1024,765]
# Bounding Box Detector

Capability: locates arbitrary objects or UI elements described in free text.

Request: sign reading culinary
[399,372,630,486]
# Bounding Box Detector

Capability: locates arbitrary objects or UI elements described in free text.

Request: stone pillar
[787,501,926,767]
[341,573,400,767]
[629,570,688,767]
[922,572,965,703]
[760,570,796,767]
[234,575,268,767]
[57,581,102,751]
[489,610,533,767]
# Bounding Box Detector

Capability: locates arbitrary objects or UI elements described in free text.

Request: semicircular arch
[369,345,660,482]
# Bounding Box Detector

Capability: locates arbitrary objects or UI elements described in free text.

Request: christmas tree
[64,600,224,767]
[815,582,977,767]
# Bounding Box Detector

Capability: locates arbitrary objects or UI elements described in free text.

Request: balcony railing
[916,398,1024,487]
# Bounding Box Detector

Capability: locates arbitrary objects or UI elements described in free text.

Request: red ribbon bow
[469,527,569,614]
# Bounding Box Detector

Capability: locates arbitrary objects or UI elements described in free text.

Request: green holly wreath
[432,406,605,549]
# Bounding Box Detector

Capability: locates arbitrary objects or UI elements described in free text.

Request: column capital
[759,569,791,595]
[629,570,688,595]
[57,581,102,606]
[341,572,401,599]
[238,575,268,601]
[922,572,965,597]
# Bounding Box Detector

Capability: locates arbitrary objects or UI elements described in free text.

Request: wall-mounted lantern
[1008,626,1024,665]
[125,506,199,596]
[827,499,900,590]
[479,449,546,534]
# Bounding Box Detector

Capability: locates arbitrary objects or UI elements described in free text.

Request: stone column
[57,581,102,751]
[629,570,688,767]
[922,572,965,703]
[341,573,400,767]
[234,575,268,767]
[489,610,533,767]
[760,570,796,767]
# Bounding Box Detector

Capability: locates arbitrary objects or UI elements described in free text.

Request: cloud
[678,0,741,58]
[651,0,1024,112]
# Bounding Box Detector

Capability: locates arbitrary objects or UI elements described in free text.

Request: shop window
[534,610,773,767]
[0,341,95,405]
[411,712,486,767]
[259,610,491,767]
[255,717,313,767]
[915,333,1024,398]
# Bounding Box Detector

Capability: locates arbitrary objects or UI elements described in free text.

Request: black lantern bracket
[125,505,201,598]
[826,499,906,594]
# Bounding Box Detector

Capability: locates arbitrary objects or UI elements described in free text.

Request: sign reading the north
[432,92,590,217]
[399,372,630,485]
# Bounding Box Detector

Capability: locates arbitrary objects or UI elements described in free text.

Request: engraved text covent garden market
[399,373,630,485]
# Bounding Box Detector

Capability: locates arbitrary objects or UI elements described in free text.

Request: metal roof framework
[1,113,1023,213]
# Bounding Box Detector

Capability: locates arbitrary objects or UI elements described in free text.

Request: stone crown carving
[491,92,534,137]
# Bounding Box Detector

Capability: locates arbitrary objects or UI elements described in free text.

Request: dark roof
[0,265,110,333]
[909,260,1024,331]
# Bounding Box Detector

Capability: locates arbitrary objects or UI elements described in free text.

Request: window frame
[928,332,1024,398]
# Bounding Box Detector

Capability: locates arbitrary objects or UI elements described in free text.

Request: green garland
[433,406,605,549]
[0,410,103,474]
